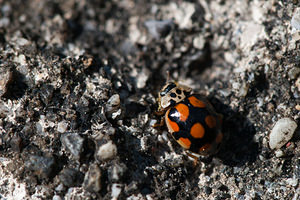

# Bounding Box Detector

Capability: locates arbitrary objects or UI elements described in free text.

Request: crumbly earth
[0,0,299,199]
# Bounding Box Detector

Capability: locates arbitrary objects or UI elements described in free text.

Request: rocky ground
[0,0,299,199]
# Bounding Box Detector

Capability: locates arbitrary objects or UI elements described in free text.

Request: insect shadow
[209,97,259,167]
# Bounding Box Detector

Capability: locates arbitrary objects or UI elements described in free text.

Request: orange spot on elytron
[167,118,179,132]
[190,123,205,138]
[216,132,223,143]
[205,115,216,129]
[188,96,206,108]
[177,137,191,149]
[174,103,189,121]
[199,143,211,152]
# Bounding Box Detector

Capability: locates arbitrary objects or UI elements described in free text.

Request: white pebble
[286,176,298,187]
[97,141,117,161]
[193,35,205,49]
[269,118,297,149]
[14,54,27,65]
[52,195,62,200]
[55,183,64,192]
[291,8,300,30]
[16,38,29,46]
[107,94,120,108]
[111,184,122,199]
[275,149,284,158]
[57,121,68,133]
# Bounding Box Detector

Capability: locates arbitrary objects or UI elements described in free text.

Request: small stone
[106,94,120,115]
[55,184,64,192]
[238,82,249,97]
[14,54,27,65]
[108,163,127,181]
[136,68,150,89]
[269,118,297,149]
[83,163,102,193]
[111,184,122,199]
[16,37,30,46]
[58,168,84,187]
[96,141,117,161]
[36,115,49,135]
[204,186,212,195]
[57,121,68,133]
[149,119,157,127]
[1,4,11,15]
[120,40,137,55]
[0,17,9,27]
[61,133,84,159]
[39,84,54,105]
[144,19,173,39]
[288,67,300,80]
[0,67,13,97]
[275,149,284,158]
[10,134,22,152]
[25,155,55,179]
[296,77,300,92]
[52,195,62,200]
[286,176,298,187]
[240,22,266,50]
[111,109,122,119]
[291,8,300,30]
[193,35,205,50]
[161,2,195,29]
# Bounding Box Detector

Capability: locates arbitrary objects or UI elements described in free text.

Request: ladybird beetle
[155,81,223,158]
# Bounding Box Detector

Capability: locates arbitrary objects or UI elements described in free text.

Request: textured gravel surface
[0,0,299,199]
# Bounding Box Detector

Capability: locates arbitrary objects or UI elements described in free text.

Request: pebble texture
[269,118,297,149]
[291,8,300,30]
[96,141,117,161]
[83,164,102,193]
[61,133,84,160]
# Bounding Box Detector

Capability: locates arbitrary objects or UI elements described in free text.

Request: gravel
[0,0,299,199]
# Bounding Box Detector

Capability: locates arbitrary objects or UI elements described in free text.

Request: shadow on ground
[210,97,259,167]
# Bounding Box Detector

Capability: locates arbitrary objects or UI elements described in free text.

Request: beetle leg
[154,110,166,116]
[186,152,199,166]
[152,116,165,128]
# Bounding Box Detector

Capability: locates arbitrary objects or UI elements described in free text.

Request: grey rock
[291,8,300,30]
[108,163,127,181]
[106,94,121,118]
[144,19,173,39]
[83,163,102,193]
[10,134,22,152]
[25,154,55,179]
[288,67,300,80]
[39,84,54,105]
[59,168,84,187]
[61,133,84,160]
[52,195,62,200]
[0,67,13,97]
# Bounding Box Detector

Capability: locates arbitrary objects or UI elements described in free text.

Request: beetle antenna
[166,70,170,82]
